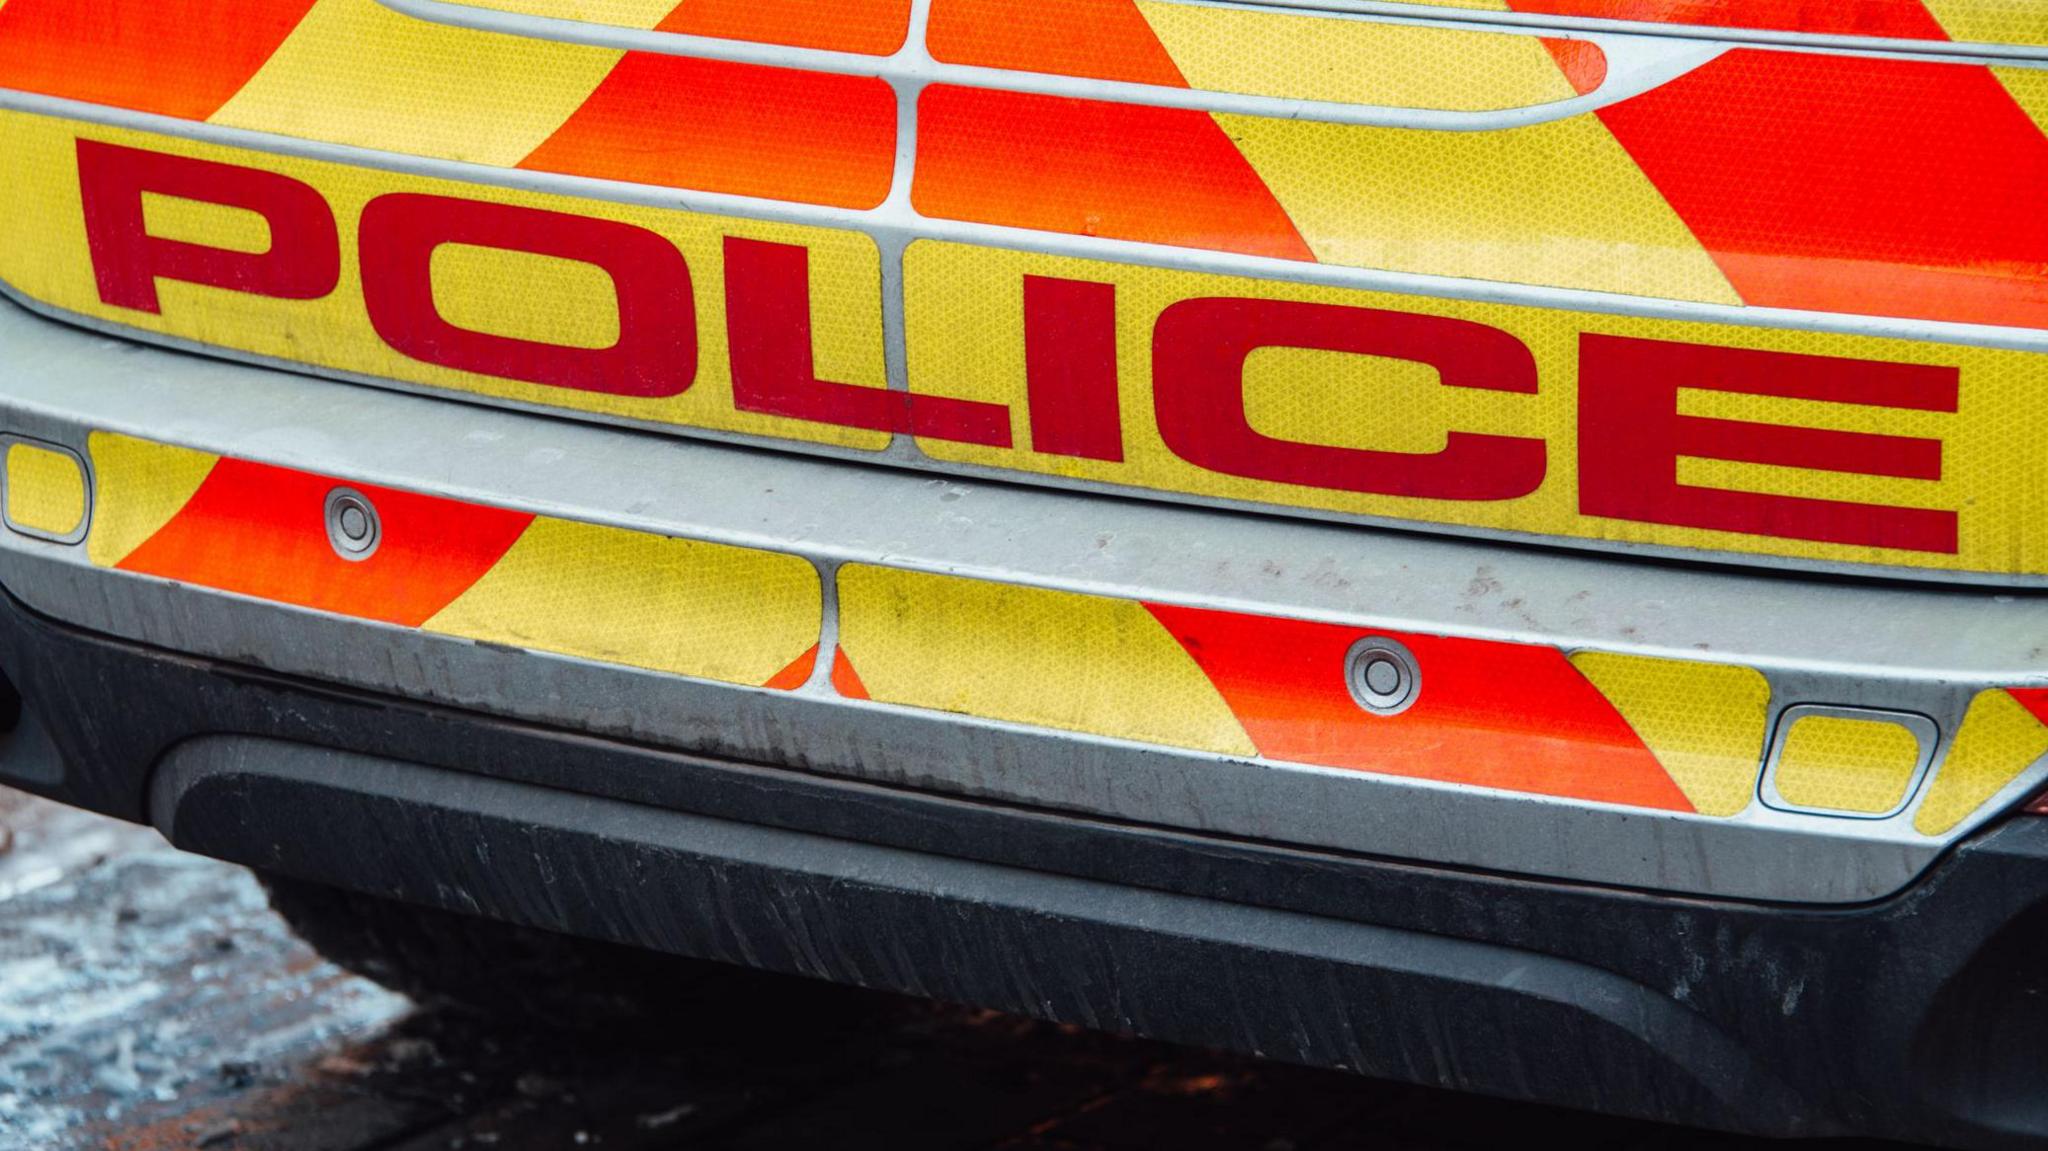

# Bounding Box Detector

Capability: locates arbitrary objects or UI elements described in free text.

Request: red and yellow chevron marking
[1373,0,2048,48]
[6,116,2048,577]
[0,0,2044,325]
[0,0,900,210]
[458,0,912,55]
[85,433,824,687]
[1914,688,2048,834]
[66,433,2048,829]
[7,2,2048,579]
[832,564,1774,815]
[918,0,2048,328]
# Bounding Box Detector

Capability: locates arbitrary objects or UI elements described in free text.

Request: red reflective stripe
[762,643,820,690]
[915,0,1310,263]
[0,0,315,121]
[655,0,911,55]
[1145,603,1695,812]
[914,86,1315,262]
[1574,46,2048,329]
[830,651,871,700]
[116,459,533,628]
[2010,688,2048,729]
[1507,0,1949,38]
[925,0,1189,83]
[518,54,897,210]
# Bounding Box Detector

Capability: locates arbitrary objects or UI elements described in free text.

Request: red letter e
[1578,334,1958,553]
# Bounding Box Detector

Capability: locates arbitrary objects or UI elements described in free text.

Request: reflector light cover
[2,439,88,541]
[1765,707,1934,817]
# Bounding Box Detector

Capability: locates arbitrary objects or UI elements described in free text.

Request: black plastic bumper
[2,586,2045,1147]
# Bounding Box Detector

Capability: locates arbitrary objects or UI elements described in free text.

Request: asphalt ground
[0,785,1923,1151]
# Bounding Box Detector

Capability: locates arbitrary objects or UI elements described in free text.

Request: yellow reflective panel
[1773,714,1922,814]
[834,565,1257,756]
[1219,113,1742,304]
[423,517,821,686]
[1569,651,1769,817]
[454,0,679,24]
[1923,0,2048,48]
[431,244,622,349]
[1915,690,2048,835]
[84,433,217,566]
[1136,2,1578,111]
[4,442,86,539]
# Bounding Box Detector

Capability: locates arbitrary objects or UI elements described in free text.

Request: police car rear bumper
[1,567,2046,1147]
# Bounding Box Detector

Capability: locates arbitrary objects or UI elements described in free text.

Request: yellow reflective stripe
[1569,651,1770,817]
[4,443,86,537]
[1218,112,1742,304]
[1915,690,2048,835]
[1136,2,1575,111]
[1923,0,2048,48]
[209,0,626,168]
[423,517,821,686]
[83,433,217,568]
[835,565,1258,756]
[452,0,680,24]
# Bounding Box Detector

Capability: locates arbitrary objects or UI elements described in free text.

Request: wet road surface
[0,786,1921,1151]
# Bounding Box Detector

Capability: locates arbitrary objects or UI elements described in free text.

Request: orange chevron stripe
[913,86,1314,262]
[517,53,897,209]
[1511,0,2048,329]
[116,458,534,627]
[762,643,821,690]
[656,0,911,55]
[1578,46,2048,329]
[915,0,1311,262]
[2012,688,2048,728]
[927,0,1188,84]
[1505,0,1950,37]
[0,0,316,121]
[1144,602,1697,811]
[829,650,871,699]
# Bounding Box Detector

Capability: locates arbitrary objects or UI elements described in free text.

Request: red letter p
[77,139,339,314]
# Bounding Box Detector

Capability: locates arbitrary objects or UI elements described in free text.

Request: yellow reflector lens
[4,441,87,540]
[1773,713,1923,814]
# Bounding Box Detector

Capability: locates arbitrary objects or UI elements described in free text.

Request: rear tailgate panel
[0,0,2046,581]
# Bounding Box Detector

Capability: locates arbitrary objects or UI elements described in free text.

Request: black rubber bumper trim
[153,735,1806,1136]
[3,586,2048,1145]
